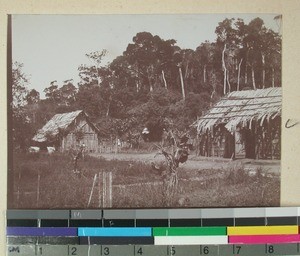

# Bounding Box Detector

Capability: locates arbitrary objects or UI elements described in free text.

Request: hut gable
[194,88,281,133]
[33,110,100,152]
[33,110,84,143]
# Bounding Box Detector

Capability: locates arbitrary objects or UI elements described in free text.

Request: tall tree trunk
[147,69,153,92]
[251,65,256,90]
[185,62,189,79]
[245,48,249,85]
[272,67,275,87]
[237,58,243,91]
[203,64,207,83]
[179,67,185,100]
[106,96,112,117]
[262,54,265,89]
[245,64,248,84]
[162,70,167,89]
[222,44,227,94]
[226,70,231,93]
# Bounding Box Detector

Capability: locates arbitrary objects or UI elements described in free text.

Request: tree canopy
[12,17,281,148]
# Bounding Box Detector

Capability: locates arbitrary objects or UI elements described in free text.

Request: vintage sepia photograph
[8,14,282,209]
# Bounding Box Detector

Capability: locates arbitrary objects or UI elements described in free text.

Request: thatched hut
[33,110,100,153]
[193,88,281,159]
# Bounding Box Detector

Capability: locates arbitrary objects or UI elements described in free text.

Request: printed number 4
[136,247,143,255]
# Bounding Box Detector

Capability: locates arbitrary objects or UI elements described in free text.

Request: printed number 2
[70,247,77,255]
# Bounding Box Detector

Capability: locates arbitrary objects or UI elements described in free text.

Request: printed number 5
[170,246,175,255]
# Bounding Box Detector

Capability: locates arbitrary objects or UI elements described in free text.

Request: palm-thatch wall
[193,88,281,159]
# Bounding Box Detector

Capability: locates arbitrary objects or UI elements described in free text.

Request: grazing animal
[47,146,55,154]
[28,146,40,153]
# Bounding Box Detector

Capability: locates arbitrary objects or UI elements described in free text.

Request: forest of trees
[12,17,282,149]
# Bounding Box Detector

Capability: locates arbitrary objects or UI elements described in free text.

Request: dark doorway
[224,131,235,158]
[244,128,256,159]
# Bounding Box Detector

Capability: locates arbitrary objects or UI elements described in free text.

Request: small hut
[193,88,281,160]
[33,110,100,153]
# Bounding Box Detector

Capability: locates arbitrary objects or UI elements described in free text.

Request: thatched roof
[193,87,281,134]
[33,110,97,143]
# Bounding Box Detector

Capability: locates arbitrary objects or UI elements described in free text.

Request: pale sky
[12,14,280,97]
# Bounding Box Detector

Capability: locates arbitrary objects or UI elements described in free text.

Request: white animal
[47,147,55,154]
[28,146,40,153]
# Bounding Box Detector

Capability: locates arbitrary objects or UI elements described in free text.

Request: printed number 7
[233,245,241,255]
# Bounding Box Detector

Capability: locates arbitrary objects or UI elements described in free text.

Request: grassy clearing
[10,152,279,209]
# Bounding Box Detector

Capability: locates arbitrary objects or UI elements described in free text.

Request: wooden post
[109,172,112,208]
[16,171,21,208]
[102,172,106,208]
[36,171,40,207]
[98,172,101,208]
[101,172,113,208]
[87,174,98,207]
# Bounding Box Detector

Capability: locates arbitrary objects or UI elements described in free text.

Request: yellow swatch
[227,226,299,235]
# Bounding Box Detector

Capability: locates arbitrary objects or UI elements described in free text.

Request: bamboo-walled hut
[33,110,100,153]
[193,88,281,160]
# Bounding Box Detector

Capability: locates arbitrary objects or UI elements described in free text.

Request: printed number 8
[266,245,274,254]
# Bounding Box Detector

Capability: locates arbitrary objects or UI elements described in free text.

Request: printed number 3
[103,247,110,255]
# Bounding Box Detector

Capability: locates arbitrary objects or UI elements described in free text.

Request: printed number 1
[37,247,42,255]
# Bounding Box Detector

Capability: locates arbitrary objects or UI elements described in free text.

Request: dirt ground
[91,152,280,174]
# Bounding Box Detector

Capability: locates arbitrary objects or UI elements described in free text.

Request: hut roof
[193,87,282,133]
[33,110,98,143]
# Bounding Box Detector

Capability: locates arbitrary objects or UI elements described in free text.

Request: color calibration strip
[6,207,300,255]
[6,225,300,245]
